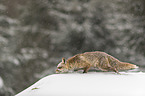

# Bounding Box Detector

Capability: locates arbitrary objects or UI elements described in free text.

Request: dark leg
[83,66,90,73]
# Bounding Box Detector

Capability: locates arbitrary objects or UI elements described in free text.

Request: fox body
[56,51,138,74]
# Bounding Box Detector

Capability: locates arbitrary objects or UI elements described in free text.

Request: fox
[56,51,138,74]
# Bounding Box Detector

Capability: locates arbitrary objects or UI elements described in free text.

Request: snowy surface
[0,77,3,89]
[16,72,145,96]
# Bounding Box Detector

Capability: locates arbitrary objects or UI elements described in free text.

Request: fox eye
[58,67,62,69]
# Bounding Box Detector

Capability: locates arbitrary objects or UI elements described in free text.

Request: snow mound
[16,72,145,96]
[0,77,3,89]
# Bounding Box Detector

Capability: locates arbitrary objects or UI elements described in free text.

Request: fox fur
[56,51,138,74]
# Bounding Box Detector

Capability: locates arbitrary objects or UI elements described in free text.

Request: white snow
[16,72,145,96]
[0,77,4,89]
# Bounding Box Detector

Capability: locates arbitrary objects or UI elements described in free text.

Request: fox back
[56,51,138,73]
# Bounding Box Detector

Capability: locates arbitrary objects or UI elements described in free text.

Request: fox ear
[62,58,65,63]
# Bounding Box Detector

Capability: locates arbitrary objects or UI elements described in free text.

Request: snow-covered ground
[16,72,145,96]
[0,77,3,89]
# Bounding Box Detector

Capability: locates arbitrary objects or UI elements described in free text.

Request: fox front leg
[83,65,90,73]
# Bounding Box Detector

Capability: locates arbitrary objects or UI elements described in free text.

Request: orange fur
[56,51,138,74]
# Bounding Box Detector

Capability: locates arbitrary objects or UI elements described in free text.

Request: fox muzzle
[56,69,61,73]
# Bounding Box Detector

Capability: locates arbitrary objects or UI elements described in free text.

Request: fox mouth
[56,69,61,73]
[56,71,60,73]
[55,70,66,73]
[56,69,69,73]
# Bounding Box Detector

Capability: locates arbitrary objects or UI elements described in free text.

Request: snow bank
[16,72,145,96]
[0,77,3,89]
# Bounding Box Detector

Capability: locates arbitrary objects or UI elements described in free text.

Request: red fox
[56,51,138,74]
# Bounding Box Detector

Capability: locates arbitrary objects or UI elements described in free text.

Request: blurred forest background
[0,0,145,95]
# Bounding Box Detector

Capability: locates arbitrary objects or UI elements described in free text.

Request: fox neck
[65,63,74,70]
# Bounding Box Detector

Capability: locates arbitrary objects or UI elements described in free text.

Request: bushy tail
[116,62,139,70]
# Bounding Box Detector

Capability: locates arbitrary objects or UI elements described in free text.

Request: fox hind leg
[107,67,121,74]
[99,56,120,74]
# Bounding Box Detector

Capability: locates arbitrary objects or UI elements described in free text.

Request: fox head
[56,58,68,73]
